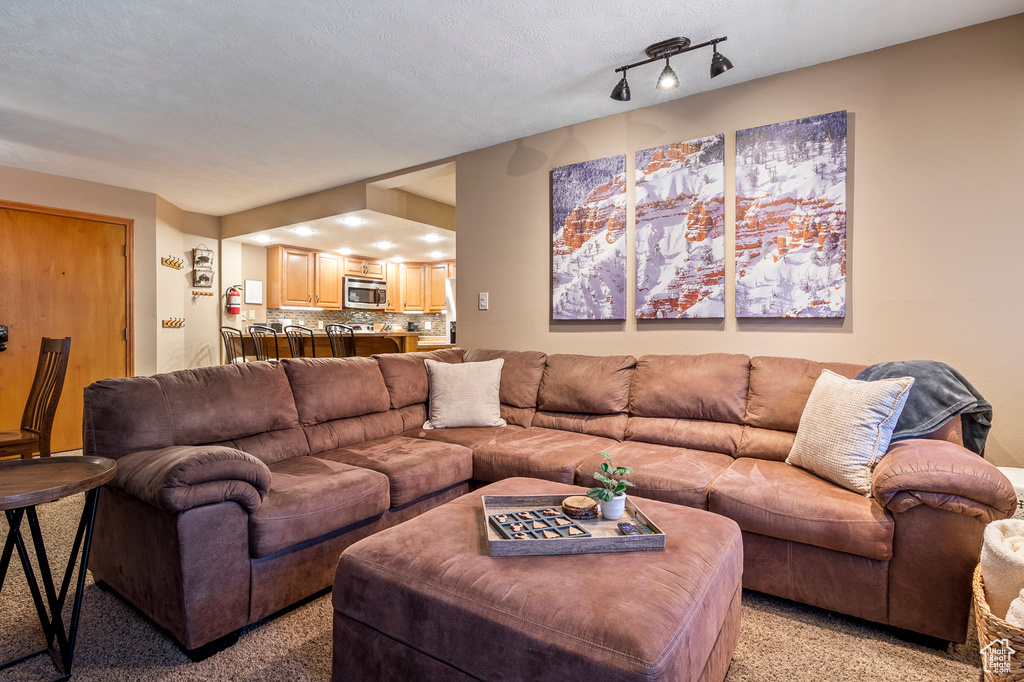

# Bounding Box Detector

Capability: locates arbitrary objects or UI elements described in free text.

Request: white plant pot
[601,493,627,520]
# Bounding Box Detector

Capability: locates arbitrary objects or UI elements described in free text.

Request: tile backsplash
[266,308,447,332]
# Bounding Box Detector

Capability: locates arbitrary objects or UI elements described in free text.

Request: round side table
[0,455,116,680]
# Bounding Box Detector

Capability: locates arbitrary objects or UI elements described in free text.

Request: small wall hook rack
[161,256,185,270]
[162,318,185,328]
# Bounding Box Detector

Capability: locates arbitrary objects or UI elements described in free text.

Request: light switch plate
[478,292,489,310]
[424,321,431,330]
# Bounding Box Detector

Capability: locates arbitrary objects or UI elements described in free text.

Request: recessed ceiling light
[393,257,404,263]
[338,247,352,255]
[339,216,364,226]
[293,225,314,236]
[253,235,273,243]
[429,251,443,259]
[423,234,442,243]
[376,241,393,249]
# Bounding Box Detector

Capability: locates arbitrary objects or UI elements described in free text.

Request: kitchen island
[234,330,421,360]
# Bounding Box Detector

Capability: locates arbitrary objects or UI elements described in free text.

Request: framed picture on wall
[192,246,214,288]
[551,154,627,320]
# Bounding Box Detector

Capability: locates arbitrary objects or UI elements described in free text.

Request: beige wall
[456,15,1024,465]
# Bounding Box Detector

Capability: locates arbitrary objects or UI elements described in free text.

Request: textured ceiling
[1,1,1020,215]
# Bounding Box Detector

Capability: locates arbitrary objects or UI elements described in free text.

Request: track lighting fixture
[609,36,733,101]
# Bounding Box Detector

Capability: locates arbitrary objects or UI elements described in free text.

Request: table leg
[0,488,102,680]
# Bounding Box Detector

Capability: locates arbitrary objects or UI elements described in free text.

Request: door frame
[0,198,135,376]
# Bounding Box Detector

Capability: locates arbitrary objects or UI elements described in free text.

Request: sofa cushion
[154,362,301,447]
[248,457,390,558]
[319,436,473,508]
[538,354,635,414]
[84,375,173,458]
[464,349,547,409]
[423,358,506,429]
[631,353,750,422]
[575,441,734,510]
[282,357,390,425]
[207,427,310,466]
[403,425,524,449]
[472,427,617,484]
[709,458,894,561]
[744,356,867,433]
[302,411,405,457]
[375,349,465,409]
[787,370,914,495]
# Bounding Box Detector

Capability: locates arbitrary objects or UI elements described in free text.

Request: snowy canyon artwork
[635,134,725,318]
[552,155,627,320]
[735,111,847,318]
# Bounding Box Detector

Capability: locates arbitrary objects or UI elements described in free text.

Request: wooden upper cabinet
[344,256,385,280]
[268,245,315,308]
[385,261,401,312]
[427,262,451,313]
[315,252,343,309]
[401,263,426,311]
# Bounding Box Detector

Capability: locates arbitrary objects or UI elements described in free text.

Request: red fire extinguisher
[226,286,242,315]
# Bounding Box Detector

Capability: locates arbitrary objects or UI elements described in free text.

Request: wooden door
[0,201,132,452]
[385,261,401,312]
[402,264,426,311]
[427,263,450,313]
[280,247,315,306]
[315,252,342,309]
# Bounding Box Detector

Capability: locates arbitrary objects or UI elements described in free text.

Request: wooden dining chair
[325,324,356,358]
[248,325,279,362]
[284,325,317,358]
[0,337,71,459]
[220,326,247,364]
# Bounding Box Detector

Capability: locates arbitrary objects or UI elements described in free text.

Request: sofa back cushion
[626,354,750,455]
[739,356,867,461]
[464,349,547,427]
[282,357,390,425]
[84,362,306,464]
[533,354,636,439]
[375,348,465,409]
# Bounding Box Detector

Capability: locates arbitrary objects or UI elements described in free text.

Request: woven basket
[974,563,1024,680]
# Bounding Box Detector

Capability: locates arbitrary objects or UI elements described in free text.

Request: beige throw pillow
[786,369,915,496]
[423,358,507,429]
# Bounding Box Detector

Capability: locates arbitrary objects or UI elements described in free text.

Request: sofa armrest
[872,439,1015,523]
[114,445,272,514]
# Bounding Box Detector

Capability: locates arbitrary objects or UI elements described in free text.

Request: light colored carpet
[1,492,985,681]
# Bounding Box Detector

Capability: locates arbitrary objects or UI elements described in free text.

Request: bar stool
[325,324,356,358]
[220,326,246,364]
[284,325,317,358]
[248,325,279,362]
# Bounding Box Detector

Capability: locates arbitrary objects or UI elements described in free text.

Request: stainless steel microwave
[344,277,387,310]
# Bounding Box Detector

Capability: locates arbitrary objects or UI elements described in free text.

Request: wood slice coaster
[561,495,598,520]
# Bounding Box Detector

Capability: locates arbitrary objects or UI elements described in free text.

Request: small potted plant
[586,451,635,520]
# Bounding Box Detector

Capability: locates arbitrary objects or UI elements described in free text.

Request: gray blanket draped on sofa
[856,360,992,456]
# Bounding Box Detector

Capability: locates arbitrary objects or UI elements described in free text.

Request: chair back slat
[248,325,279,362]
[284,325,316,358]
[325,324,356,358]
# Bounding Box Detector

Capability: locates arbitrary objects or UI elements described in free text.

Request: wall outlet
[248,309,256,320]
[318,320,324,330]
[478,292,489,310]
[424,321,431,330]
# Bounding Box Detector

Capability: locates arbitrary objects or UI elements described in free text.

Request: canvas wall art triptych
[551,110,847,320]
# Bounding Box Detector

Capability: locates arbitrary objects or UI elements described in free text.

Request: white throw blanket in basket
[982,519,1024,619]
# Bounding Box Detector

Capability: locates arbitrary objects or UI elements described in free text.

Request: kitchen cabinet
[267,246,315,307]
[267,246,342,309]
[344,256,385,280]
[427,262,454,313]
[385,261,401,312]
[401,263,426,312]
[314,252,343,309]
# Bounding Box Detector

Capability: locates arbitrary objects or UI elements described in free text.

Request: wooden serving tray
[482,493,665,557]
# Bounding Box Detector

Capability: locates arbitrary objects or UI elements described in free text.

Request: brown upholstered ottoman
[332,477,742,681]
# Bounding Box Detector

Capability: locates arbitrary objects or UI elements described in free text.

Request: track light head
[710,45,734,78]
[610,71,631,101]
[656,58,679,91]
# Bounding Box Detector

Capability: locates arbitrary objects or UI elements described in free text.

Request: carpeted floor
[1,492,985,681]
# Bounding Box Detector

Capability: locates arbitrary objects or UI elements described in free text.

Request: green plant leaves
[587,487,613,501]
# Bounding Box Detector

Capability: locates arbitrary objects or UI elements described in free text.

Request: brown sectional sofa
[83,348,1016,654]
